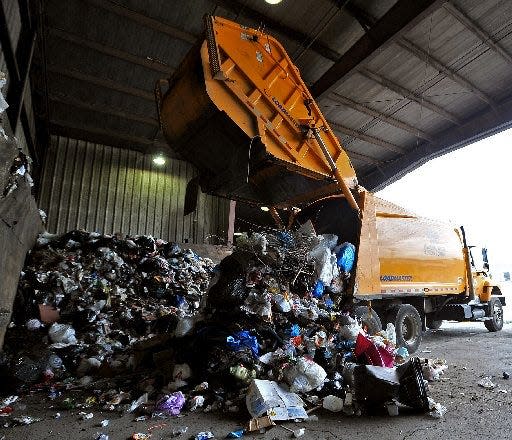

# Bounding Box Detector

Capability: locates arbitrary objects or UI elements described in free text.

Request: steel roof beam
[397,38,497,110]
[49,94,159,127]
[342,2,375,31]
[215,0,340,61]
[49,119,171,154]
[47,65,154,101]
[345,150,382,165]
[360,68,462,125]
[329,121,406,154]
[49,27,175,75]
[85,0,196,45]
[443,2,512,66]
[328,93,435,142]
[330,2,496,111]
[310,0,444,99]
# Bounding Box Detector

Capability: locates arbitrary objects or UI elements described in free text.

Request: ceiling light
[260,206,270,211]
[153,154,166,166]
[265,0,283,4]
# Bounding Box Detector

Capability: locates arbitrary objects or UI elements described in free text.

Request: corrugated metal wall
[1,0,34,155]
[1,0,22,82]
[39,136,230,244]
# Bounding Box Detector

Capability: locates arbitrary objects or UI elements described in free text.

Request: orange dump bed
[159,15,358,208]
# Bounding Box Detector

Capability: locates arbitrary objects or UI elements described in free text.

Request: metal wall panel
[1,0,22,91]
[39,136,230,244]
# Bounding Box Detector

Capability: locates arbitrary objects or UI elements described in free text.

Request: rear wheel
[387,304,422,354]
[353,306,382,335]
[484,297,503,332]
[426,314,443,330]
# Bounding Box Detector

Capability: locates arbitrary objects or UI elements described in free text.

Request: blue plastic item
[226,330,259,357]
[277,231,294,248]
[396,346,409,358]
[173,294,186,308]
[324,297,334,309]
[312,280,324,298]
[336,242,356,272]
[289,324,301,337]
[337,340,356,350]
[226,429,245,438]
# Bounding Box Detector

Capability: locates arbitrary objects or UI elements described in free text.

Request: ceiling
[34,0,512,190]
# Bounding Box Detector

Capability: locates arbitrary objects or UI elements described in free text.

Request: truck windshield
[469,247,488,271]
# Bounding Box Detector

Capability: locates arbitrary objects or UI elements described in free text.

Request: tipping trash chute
[157,15,359,213]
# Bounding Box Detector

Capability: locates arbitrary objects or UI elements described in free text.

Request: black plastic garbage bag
[206,252,254,310]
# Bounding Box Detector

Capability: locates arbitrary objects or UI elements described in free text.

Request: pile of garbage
[2,230,214,387]
[0,226,441,434]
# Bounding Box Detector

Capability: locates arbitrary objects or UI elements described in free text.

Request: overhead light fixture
[153,154,166,166]
[260,206,270,211]
[265,0,282,4]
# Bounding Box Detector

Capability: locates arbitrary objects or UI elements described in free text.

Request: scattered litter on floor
[428,397,447,419]
[478,377,496,389]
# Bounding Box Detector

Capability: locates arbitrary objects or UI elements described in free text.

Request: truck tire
[425,314,443,330]
[387,304,422,354]
[354,306,382,335]
[484,297,504,332]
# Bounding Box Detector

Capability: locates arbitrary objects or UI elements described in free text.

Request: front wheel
[387,304,422,354]
[484,297,504,332]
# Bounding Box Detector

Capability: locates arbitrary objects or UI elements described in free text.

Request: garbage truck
[156,15,505,353]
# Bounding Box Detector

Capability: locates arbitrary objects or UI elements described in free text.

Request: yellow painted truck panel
[352,193,466,298]
[376,215,466,296]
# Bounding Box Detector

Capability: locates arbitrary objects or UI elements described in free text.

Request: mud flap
[184,177,199,216]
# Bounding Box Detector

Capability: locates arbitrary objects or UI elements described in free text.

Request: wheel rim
[493,302,503,325]
[402,316,416,343]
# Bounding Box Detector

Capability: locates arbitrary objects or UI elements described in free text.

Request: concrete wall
[0,0,43,347]
[0,137,43,348]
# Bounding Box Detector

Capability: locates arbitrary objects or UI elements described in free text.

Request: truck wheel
[426,315,443,330]
[388,304,422,354]
[484,297,504,332]
[354,306,382,335]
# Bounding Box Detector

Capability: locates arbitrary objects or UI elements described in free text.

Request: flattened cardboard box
[246,379,308,421]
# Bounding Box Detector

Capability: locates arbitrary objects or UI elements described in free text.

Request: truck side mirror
[482,248,489,270]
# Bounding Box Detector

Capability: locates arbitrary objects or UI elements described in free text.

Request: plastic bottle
[343,386,354,415]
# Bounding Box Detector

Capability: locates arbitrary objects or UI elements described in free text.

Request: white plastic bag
[48,323,77,345]
[286,356,327,393]
[338,316,362,341]
[322,395,344,412]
